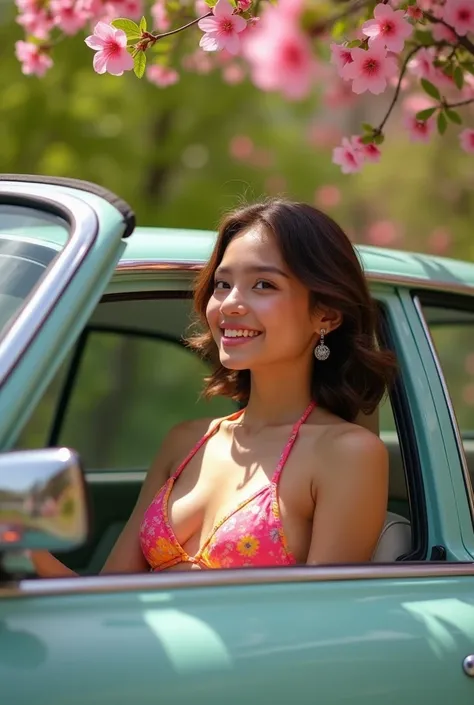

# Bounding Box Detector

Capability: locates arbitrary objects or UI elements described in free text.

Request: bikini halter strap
[271,400,316,484]
[171,401,316,483]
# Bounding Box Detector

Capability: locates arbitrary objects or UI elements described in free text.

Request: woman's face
[206,225,321,371]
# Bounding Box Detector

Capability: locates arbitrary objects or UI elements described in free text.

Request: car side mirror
[0,448,89,553]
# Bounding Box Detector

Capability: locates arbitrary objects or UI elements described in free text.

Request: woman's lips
[220,330,262,347]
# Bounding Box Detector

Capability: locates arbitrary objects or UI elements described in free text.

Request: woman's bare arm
[30,421,196,578]
[306,427,388,565]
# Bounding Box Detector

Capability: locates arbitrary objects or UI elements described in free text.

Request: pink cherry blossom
[229,135,254,160]
[330,43,353,78]
[362,3,413,53]
[222,63,246,84]
[50,0,89,34]
[151,0,170,31]
[332,137,364,173]
[352,135,381,162]
[459,128,474,153]
[406,4,424,20]
[106,0,143,21]
[17,7,54,39]
[198,0,247,55]
[15,40,53,77]
[408,47,435,79]
[367,220,401,247]
[84,22,134,75]
[443,0,474,36]
[323,79,357,108]
[315,185,341,209]
[341,44,398,95]
[403,113,436,142]
[237,0,252,10]
[428,227,452,255]
[182,49,214,74]
[432,22,457,41]
[147,65,179,86]
[243,2,316,100]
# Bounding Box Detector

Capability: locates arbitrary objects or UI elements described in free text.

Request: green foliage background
[2,3,473,460]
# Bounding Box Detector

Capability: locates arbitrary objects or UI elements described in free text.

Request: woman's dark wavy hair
[187,199,397,422]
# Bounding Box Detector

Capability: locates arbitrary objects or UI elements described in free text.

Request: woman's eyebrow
[215,265,289,278]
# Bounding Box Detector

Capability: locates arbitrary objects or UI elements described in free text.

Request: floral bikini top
[139,401,315,571]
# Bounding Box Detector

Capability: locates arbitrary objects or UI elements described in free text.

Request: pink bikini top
[139,401,316,571]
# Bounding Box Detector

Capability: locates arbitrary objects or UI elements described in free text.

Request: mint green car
[0,176,474,704]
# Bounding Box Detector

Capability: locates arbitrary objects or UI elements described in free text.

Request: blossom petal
[213,0,233,18]
[198,17,218,31]
[114,30,128,48]
[84,34,106,49]
[93,49,108,74]
[199,33,220,51]
[93,21,116,41]
[231,15,247,33]
[106,51,134,75]
[223,33,240,54]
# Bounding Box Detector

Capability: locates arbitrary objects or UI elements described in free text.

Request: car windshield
[0,237,60,335]
[0,205,69,336]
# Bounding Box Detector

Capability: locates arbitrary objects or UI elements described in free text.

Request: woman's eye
[214,280,229,289]
[254,280,275,290]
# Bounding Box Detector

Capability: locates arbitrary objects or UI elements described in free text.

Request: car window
[418,299,474,507]
[421,304,474,433]
[17,329,236,470]
[0,204,69,336]
[0,237,59,335]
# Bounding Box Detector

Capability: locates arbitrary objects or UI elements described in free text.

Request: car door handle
[463,655,474,677]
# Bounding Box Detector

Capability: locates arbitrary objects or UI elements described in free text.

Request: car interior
[15,293,474,574]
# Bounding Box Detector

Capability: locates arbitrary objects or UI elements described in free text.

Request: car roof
[119,227,474,295]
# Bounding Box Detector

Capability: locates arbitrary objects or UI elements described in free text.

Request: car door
[0,176,135,449]
[2,282,474,705]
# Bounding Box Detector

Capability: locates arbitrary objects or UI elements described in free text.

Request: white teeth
[223,329,261,338]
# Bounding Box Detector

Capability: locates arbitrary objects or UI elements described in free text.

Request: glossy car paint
[2,571,474,705]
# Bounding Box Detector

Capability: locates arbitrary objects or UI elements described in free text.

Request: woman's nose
[220,287,248,316]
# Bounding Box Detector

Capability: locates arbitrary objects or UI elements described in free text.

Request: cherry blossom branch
[444,97,474,109]
[424,11,474,57]
[376,44,424,134]
[308,0,372,36]
[146,12,212,41]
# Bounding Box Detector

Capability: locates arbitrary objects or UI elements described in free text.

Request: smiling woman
[31,198,397,578]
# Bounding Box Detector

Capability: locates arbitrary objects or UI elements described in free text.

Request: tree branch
[424,11,474,57]
[444,97,474,109]
[308,0,372,36]
[376,45,424,133]
[146,12,212,42]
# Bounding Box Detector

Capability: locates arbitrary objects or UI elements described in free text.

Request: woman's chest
[165,433,317,560]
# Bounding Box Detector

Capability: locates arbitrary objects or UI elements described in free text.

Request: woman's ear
[314,308,343,335]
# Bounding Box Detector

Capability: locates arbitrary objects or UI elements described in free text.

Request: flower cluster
[13,0,474,172]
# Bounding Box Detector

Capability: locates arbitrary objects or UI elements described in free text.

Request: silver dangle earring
[314,329,330,361]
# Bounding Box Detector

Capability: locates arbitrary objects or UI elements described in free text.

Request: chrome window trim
[413,295,474,524]
[116,260,474,297]
[0,185,99,387]
[2,562,474,599]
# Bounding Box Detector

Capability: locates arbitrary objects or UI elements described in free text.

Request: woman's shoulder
[162,413,232,459]
[310,412,388,475]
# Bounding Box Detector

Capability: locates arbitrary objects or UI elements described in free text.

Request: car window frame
[413,291,474,532]
[0,186,97,387]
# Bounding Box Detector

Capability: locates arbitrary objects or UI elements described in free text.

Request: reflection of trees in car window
[428,323,474,433]
[0,238,57,334]
[17,332,235,470]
